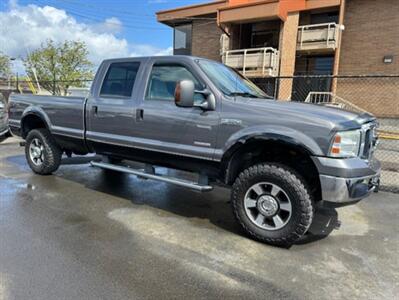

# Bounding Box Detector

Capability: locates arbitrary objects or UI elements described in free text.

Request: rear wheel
[231,163,313,246]
[25,129,62,175]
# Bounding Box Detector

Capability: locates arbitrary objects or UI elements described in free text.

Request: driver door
[132,60,220,161]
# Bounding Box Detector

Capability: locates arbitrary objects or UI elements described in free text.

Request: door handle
[93,105,98,115]
[136,108,144,121]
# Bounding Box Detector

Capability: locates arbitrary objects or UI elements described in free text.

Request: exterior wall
[336,0,399,118]
[277,12,299,100]
[191,20,223,61]
[338,0,399,75]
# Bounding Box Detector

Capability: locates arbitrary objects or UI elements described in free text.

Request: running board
[90,161,213,192]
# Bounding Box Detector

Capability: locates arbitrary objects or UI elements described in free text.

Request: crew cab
[8,56,380,246]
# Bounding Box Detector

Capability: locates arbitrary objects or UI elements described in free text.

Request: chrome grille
[360,122,378,161]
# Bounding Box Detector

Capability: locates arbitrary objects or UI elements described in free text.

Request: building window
[174,24,192,55]
[292,55,334,101]
[310,12,339,24]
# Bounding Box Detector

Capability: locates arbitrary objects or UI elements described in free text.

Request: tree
[0,52,11,78]
[24,40,94,95]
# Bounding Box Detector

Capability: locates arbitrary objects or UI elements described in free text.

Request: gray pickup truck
[8,56,380,246]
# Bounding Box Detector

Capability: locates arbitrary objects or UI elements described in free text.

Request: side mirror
[175,80,194,108]
[196,93,216,111]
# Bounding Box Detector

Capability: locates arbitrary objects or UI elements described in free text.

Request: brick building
[157,0,399,117]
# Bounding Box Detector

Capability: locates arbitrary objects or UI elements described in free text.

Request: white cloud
[0,1,172,73]
[130,45,173,57]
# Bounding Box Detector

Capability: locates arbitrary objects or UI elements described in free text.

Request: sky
[0,0,205,72]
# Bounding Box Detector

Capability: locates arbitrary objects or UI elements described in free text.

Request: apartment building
[157,0,399,117]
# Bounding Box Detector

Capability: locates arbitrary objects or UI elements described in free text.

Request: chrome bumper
[320,172,380,204]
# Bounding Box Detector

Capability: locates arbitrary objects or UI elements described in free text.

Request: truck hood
[235,97,375,129]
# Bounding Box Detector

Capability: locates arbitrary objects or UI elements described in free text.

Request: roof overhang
[218,0,284,24]
[157,0,341,27]
[156,1,227,26]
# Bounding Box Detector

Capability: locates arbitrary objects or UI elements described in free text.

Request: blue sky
[0,0,205,71]
[9,0,204,50]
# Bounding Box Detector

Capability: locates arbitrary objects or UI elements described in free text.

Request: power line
[30,0,171,30]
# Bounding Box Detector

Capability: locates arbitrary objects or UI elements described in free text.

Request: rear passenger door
[86,60,142,151]
[132,60,220,160]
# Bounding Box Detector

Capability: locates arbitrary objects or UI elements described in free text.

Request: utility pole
[9,57,16,92]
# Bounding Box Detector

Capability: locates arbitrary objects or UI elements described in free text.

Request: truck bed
[8,94,87,152]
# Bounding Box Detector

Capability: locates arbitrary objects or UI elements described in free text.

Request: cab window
[145,64,205,102]
[100,62,140,98]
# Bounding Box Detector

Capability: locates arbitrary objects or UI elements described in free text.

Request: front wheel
[25,129,62,175]
[231,163,314,247]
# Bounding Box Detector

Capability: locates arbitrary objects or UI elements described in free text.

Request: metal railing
[297,22,341,51]
[222,47,280,77]
[305,91,370,114]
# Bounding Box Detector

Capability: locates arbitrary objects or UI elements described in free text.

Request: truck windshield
[197,59,271,99]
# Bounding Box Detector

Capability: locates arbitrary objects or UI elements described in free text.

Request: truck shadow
[7,154,340,247]
[63,158,340,247]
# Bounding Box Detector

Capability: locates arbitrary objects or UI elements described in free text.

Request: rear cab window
[100,62,141,98]
[145,64,205,103]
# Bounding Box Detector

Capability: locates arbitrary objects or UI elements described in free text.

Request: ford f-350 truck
[8,56,380,246]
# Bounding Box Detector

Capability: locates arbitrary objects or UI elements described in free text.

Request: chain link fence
[1,75,399,193]
[253,75,399,193]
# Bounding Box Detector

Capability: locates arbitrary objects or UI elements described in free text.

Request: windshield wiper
[228,92,262,98]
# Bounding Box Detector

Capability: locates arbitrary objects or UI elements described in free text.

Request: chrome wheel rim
[244,182,292,231]
[29,138,44,166]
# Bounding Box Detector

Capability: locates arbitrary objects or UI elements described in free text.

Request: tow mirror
[175,80,194,108]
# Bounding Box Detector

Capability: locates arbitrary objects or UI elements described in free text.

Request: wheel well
[223,140,322,201]
[21,114,47,138]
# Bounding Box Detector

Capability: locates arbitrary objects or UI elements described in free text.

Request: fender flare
[222,125,323,159]
[220,126,324,184]
[20,106,52,137]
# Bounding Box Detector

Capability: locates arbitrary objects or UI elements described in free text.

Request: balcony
[222,47,280,78]
[297,23,341,52]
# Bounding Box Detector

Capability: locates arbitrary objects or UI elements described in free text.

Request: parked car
[0,93,10,142]
[8,56,380,246]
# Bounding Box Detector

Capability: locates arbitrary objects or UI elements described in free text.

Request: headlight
[329,129,361,158]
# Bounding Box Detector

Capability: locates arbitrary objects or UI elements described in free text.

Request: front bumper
[312,156,381,205]
[319,172,380,205]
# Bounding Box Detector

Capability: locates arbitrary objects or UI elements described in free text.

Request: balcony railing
[297,23,341,51]
[222,47,280,77]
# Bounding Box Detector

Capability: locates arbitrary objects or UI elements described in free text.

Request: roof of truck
[101,55,208,63]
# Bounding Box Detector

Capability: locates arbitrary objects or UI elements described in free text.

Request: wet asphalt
[0,138,398,300]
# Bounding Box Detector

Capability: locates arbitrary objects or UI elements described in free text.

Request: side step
[90,161,213,192]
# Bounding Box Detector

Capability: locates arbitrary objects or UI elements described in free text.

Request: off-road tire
[25,129,62,175]
[231,163,313,247]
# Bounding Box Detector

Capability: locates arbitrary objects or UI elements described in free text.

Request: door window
[100,62,140,97]
[145,64,204,102]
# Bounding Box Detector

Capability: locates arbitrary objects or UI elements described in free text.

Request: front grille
[360,122,378,161]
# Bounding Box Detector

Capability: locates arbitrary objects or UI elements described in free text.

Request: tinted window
[174,24,192,55]
[100,62,140,97]
[146,64,204,102]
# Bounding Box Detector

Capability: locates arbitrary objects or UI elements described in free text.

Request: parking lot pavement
[1,138,398,300]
